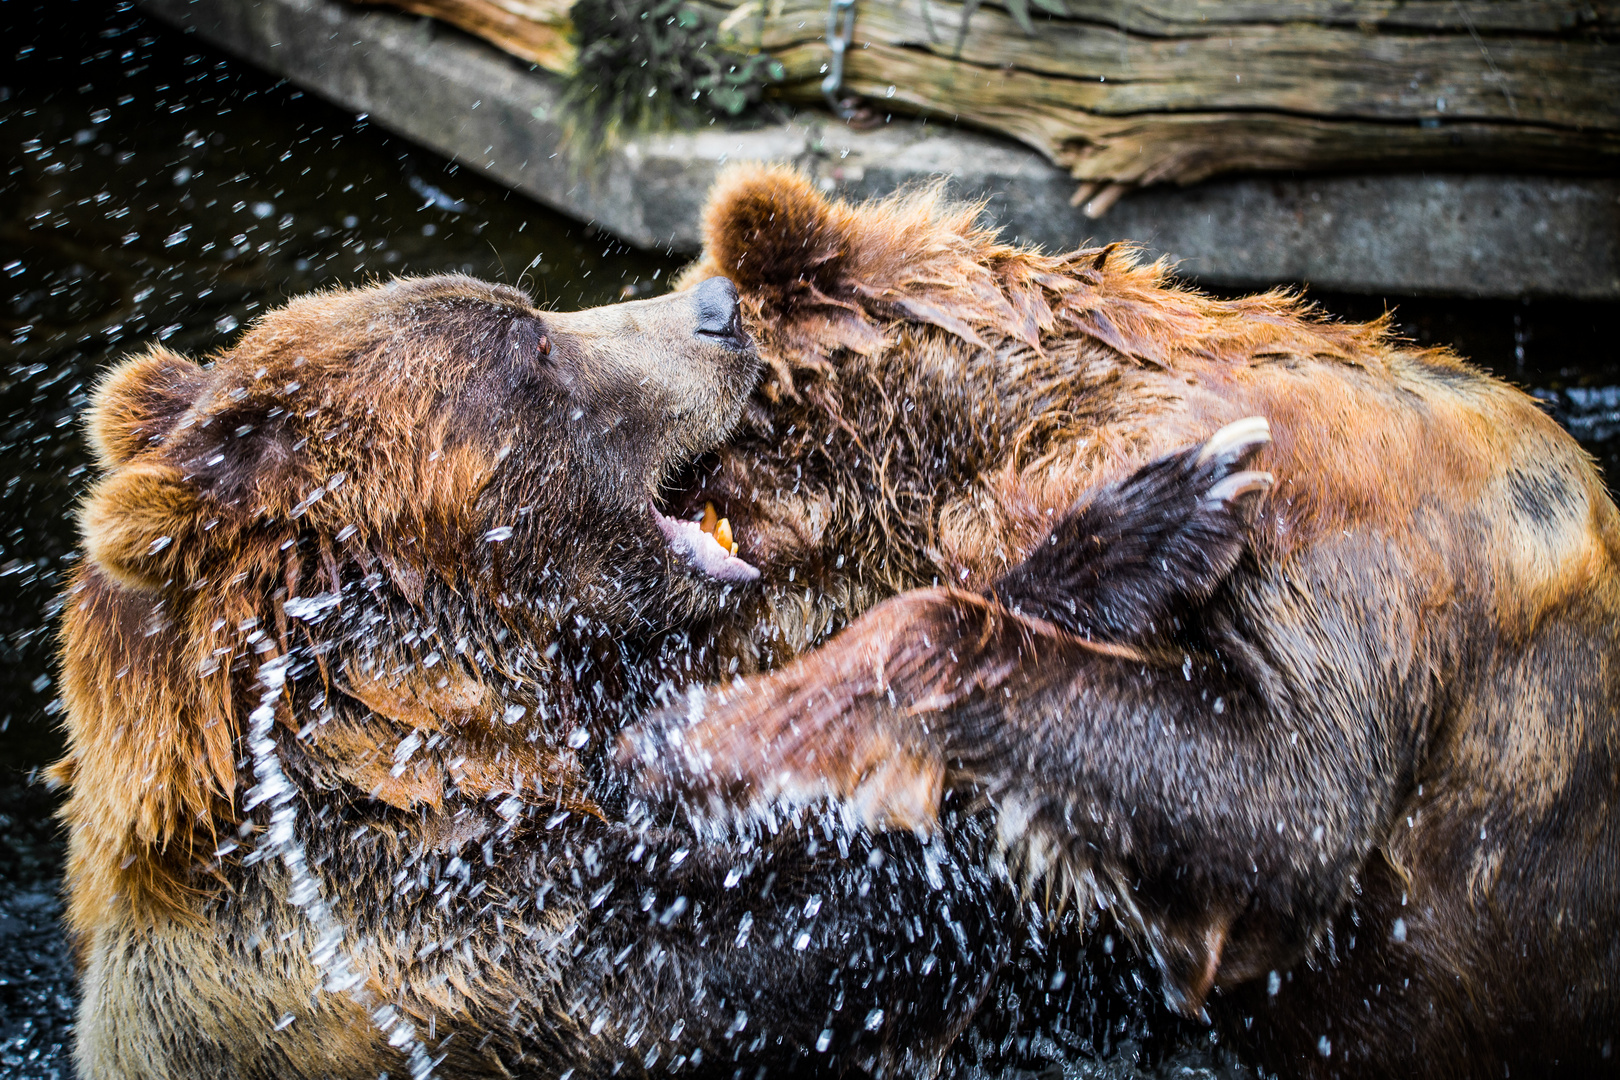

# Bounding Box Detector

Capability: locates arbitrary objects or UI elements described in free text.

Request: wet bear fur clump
[52,274,1011,1079]
[630,166,1620,1078]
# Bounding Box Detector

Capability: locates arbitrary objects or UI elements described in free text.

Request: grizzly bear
[625,166,1620,1078]
[51,273,1012,1079]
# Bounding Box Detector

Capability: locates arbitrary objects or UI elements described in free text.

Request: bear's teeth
[652,503,759,583]
[699,501,739,556]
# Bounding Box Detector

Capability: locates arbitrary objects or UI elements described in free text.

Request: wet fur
[54,274,1009,1079]
[631,166,1620,1078]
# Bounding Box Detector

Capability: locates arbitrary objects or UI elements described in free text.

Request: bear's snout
[691,276,747,349]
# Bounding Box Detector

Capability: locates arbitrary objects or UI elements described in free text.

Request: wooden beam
[356,0,1620,187]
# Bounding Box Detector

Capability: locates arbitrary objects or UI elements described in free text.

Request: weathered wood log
[742,0,1620,187]
[353,0,577,70]
[355,0,1620,194]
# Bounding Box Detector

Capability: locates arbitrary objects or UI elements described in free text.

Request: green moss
[563,0,785,146]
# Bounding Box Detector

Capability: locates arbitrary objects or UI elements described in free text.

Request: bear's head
[69,274,762,817]
[56,273,762,925]
[81,273,761,615]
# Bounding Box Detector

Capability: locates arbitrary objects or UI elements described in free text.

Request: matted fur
[55,272,1010,1080]
[637,165,1620,1078]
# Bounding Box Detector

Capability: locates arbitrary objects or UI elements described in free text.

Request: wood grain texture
[353,0,577,70]
[356,0,1620,187]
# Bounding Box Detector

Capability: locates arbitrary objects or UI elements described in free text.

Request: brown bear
[625,166,1620,1078]
[51,273,1012,1079]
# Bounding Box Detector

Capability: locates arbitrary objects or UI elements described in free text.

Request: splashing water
[2,4,1616,1079]
[241,652,437,1080]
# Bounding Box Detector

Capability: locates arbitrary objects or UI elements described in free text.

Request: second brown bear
[630,166,1620,1079]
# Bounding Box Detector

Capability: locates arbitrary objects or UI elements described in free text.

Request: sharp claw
[1204,469,1274,505]
[1197,416,1272,465]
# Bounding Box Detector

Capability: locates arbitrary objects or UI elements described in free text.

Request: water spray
[242,651,438,1080]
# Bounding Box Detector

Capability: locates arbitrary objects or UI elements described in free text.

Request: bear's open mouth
[651,501,760,583]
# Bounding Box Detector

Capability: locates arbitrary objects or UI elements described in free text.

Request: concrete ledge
[137,0,1620,298]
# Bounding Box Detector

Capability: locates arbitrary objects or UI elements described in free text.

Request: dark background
[2,1,1615,1075]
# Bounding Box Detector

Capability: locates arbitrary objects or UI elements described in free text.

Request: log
[353,0,576,71]
[354,0,1620,191]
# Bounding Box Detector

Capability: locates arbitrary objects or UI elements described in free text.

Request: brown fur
[658,167,1553,664]
[629,165,1620,1077]
[55,272,1017,1080]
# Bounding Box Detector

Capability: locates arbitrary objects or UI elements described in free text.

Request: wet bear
[52,274,1009,1079]
[626,167,1620,1078]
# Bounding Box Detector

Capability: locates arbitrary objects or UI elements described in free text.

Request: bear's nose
[693,277,746,347]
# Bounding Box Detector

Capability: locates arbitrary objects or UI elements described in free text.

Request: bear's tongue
[652,503,760,583]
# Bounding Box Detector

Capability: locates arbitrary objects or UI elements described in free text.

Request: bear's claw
[1197,415,1271,467]
[1204,469,1274,506]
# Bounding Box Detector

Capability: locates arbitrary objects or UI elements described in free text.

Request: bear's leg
[393,812,1015,1080]
[623,419,1275,837]
[620,420,1388,1025]
[991,415,1272,644]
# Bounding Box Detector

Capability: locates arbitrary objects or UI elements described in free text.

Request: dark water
[1,2,1615,1077]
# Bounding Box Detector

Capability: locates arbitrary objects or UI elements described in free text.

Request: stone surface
[137,0,1620,297]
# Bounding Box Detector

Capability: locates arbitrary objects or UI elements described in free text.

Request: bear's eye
[536,333,551,360]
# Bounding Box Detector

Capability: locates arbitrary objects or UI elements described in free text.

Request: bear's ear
[688,164,1051,374]
[685,164,901,369]
[696,164,850,303]
[80,460,205,591]
[86,346,206,468]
